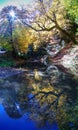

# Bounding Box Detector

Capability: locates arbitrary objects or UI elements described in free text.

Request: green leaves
[0,36,12,51]
[64,0,78,24]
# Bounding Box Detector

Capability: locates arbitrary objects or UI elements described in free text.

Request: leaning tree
[21,0,77,44]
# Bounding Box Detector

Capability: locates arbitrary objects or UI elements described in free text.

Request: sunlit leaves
[13,27,38,53]
[28,0,70,35]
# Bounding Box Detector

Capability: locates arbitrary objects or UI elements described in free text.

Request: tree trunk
[55,22,76,44]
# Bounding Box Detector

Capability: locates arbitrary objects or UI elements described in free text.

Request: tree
[22,0,76,43]
[64,0,78,23]
[0,5,40,56]
[0,36,12,51]
[13,26,39,55]
[0,6,20,55]
[64,0,78,35]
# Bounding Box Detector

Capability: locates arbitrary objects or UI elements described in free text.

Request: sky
[0,0,33,9]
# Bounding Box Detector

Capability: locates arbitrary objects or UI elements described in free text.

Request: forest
[0,0,78,66]
[0,0,78,130]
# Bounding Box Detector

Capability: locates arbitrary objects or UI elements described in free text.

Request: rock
[60,45,78,76]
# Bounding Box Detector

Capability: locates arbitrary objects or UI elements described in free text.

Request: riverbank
[52,45,78,76]
[0,44,78,78]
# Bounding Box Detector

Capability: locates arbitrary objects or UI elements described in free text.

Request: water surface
[0,65,78,130]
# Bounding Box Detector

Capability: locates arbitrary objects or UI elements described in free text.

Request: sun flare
[9,10,15,18]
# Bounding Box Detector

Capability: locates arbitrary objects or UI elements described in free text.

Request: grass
[0,58,15,67]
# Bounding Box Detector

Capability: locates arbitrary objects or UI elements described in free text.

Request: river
[0,65,78,130]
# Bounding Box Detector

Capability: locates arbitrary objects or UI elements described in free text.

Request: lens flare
[9,10,15,18]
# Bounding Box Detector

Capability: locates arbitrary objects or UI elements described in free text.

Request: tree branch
[28,90,64,101]
[22,21,56,32]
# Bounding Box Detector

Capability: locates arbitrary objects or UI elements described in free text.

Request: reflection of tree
[26,69,78,128]
[0,68,78,129]
[3,95,22,118]
[0,76,30,119]
[27,88,65,127]
[28,91,60,125]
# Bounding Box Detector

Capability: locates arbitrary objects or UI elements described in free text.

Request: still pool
[0,66,78,130]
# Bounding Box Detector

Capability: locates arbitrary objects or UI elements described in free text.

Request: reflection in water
[0,65,78,130]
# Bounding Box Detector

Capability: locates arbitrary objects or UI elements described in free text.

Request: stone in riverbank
[56,45,78,76]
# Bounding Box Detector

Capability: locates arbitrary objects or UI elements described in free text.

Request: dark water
[0,65,78,130]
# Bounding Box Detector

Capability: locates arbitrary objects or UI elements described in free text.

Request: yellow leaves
[34,69,42,81]
[58,95,67,106]
[41,83,54,92]
[13,27,38,53]
[32,83,40,91]
[33,0,67,31]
